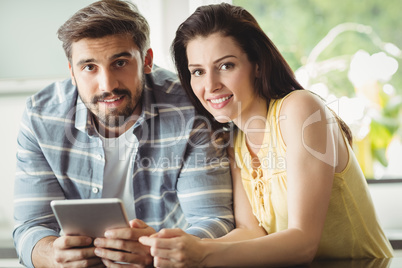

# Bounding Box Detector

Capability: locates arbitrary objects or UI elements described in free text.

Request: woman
[139,3,393,267]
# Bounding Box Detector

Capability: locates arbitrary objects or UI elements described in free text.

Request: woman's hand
[139,228,206,268]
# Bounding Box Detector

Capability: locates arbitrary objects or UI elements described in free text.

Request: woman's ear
[255,63,261,78]
[144,48,154,74]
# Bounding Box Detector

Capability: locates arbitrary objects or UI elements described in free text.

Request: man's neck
[96,119,135,138]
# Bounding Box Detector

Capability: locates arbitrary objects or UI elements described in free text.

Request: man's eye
[115,60,127,68]
[84,65,95,71]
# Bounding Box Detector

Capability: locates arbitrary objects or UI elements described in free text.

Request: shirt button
[251,169,258,179]
[92,187,99,194]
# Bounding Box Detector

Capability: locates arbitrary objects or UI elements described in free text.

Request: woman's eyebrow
[188,55,237,68]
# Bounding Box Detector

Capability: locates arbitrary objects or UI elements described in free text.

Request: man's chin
[99,116,129,128]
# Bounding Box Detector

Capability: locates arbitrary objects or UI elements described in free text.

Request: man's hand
[93,219,155,267]
[33,235,104,267]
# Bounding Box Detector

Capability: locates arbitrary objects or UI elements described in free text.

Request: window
[234,0,402,179]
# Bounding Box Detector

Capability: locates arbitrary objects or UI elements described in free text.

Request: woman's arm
[201,91,339,267]
[140,91,344,267]
[213,146,267,242]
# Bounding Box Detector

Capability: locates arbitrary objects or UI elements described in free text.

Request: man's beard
[93,88,142,128]
[78,76,145,128]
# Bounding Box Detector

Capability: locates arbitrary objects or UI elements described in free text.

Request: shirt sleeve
[176,117,235,238]
[13,106,64,268]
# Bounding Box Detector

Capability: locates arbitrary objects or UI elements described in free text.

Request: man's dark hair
[58,0,150,63]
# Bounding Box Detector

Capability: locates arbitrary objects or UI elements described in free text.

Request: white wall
[0,0,95,81]
[0,0,229,83]
[368,183,402,241]
[0,96,27,242]
[137,0,230,71]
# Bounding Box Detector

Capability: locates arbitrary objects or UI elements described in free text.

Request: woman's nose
[205,71,222,93]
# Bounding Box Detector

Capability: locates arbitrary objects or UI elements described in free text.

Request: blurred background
[0,0,401,260]
[236,0,402,180]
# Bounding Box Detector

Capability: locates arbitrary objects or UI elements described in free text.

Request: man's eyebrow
[76,58,95,67]
[188,55,237,68]
[76,52,134,67]
[110,51,133,60]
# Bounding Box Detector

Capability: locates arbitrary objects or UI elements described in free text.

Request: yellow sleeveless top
[234,92,394,259]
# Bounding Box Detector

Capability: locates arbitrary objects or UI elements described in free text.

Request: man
[13,0,234,267]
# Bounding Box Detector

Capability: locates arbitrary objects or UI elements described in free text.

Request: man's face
[69,34,152,128]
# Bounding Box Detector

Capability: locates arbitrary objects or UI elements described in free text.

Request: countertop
[1,247,401,267]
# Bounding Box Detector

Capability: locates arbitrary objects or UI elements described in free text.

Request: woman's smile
[207,94,233,108]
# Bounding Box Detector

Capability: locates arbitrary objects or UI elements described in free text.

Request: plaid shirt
[13,66,234,267]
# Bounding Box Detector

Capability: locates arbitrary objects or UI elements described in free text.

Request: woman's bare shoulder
[281,90,325,116]
[279,90,328,146]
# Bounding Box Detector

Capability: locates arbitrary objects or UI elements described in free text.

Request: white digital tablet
[51,198,129,238]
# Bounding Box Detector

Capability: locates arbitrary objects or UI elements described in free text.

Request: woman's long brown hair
[172,3,352,145]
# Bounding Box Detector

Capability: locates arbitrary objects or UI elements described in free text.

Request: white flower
[348,50,399,88]
[327,96,371,140]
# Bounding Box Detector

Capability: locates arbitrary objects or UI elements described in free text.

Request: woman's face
[186,33,262,124]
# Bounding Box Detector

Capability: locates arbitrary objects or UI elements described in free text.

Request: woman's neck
[233,97,268,155]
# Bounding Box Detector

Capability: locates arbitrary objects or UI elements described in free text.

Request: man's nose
[98,69,118,92]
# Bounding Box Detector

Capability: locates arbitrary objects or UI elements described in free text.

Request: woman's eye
[191,69,203,77]
[220,63,234,70]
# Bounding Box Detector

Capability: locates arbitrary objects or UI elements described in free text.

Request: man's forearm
[32,236,58,268]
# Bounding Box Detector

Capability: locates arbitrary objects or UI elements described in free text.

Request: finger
[94,238,148,255]
[54,235,93,249]
[64,256,103,267]
[139,237,178,250]
[54,247,98,263]
[101,258,114,267]
[149,232,159,238]
[95,248,153,266]
[101,258,144,268]
[138,229,183,247]
[105,226,155,241]
[101,258,133,268]
[149,247,172,259]
[154,257,176,268]
[156,228,185,238]
[138,236,154,247]
[101,258,126,268]
[129,219,148,228]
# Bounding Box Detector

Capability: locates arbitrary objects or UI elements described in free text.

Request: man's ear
[68,62,76,86]
[143,48,153,74]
